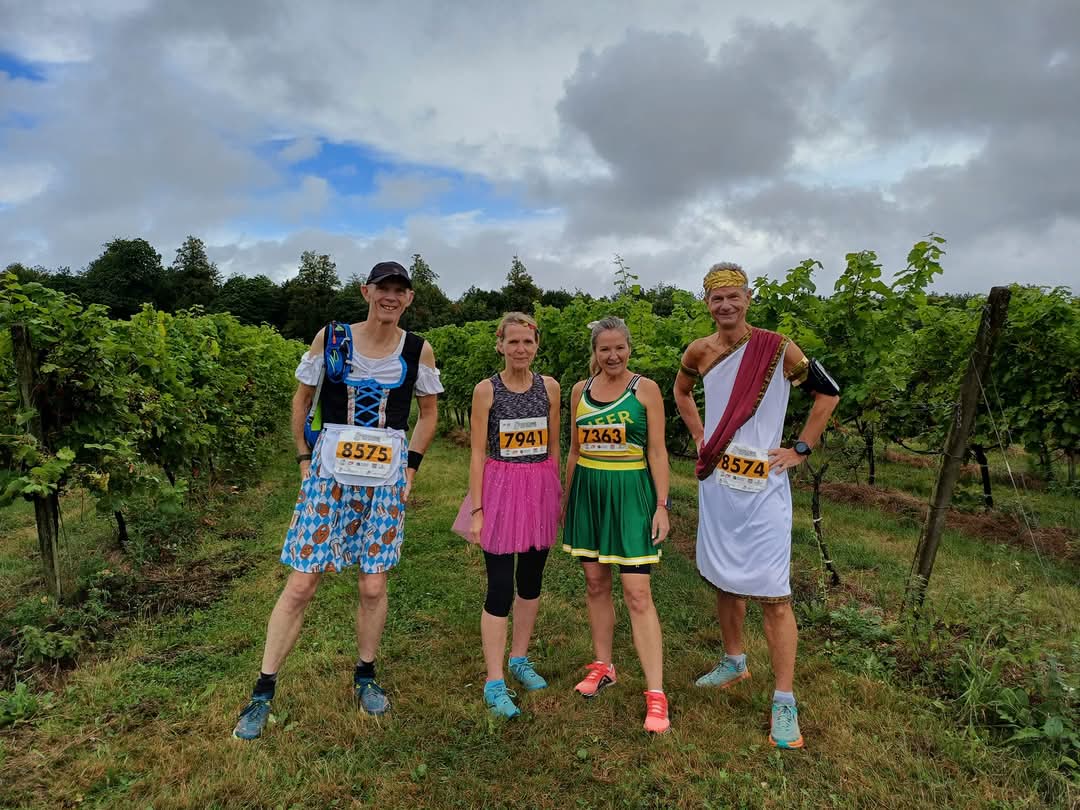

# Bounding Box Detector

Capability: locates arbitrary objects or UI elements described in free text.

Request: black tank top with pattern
[486,372,551,464]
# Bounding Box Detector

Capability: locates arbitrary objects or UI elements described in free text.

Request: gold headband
[703,268,747,290]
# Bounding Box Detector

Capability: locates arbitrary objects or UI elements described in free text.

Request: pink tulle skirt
[452,457,562,554]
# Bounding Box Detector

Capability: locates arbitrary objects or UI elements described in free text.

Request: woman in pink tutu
[453,312,561,718]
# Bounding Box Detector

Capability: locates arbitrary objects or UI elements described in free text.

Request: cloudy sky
[1,0,1076,296]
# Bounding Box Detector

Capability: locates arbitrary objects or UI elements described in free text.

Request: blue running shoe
[769,702,805,749]
[695,657,751,688]
[484,680,521,719]
[232,697,272,740]
[508,657,548,691]
[354,678,390,716]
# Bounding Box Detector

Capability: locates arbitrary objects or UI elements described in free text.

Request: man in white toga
[674,262,839,749]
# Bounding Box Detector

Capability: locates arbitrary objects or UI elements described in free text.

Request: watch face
[794,441,812,456]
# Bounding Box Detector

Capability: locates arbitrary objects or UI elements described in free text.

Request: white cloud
[277,136,321,164]
[368,171,452,211]
[0,0,1076,296]
[0,162,55,205]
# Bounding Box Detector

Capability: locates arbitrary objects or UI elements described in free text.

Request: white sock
[773,689,796,705]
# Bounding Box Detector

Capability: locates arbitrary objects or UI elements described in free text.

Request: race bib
[716,443,769,493]
[499,417,548,458]
[579,423,628,453]
[334,428,395,478]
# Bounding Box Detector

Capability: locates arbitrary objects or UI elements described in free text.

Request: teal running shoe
[508,657,548,691]
[695,657,751,688]
[232,697,272,740]
[354,678,390,716]
[484,680,521,719]
[769,702,805,749]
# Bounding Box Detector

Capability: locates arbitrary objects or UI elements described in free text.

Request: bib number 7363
[578,423,628,452]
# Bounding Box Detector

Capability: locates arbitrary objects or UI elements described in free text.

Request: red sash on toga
[695,328,786,481]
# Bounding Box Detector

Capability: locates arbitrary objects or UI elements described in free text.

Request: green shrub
[0,682,54,727]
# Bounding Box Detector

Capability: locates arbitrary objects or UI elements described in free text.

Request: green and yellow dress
[563,375,660,565]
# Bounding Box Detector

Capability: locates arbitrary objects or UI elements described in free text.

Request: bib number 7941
[499,417,548,458]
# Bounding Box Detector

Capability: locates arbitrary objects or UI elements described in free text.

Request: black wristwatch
[793,440,812,457]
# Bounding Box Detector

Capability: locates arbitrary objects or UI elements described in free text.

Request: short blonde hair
[496,311,538,340]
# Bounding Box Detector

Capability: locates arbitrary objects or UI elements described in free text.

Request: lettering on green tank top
[582,410,635,426]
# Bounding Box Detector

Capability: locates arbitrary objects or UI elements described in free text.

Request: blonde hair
[495,311,538,340]
[588,316,631,376]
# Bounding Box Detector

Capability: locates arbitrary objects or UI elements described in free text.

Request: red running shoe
[574,661,617,699]
[643,691,671,734]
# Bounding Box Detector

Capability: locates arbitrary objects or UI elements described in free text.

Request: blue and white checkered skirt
[281,437,407,575]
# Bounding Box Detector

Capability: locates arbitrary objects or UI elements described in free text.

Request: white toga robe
[696,341,793,599]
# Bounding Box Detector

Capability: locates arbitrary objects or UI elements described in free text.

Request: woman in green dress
[562,316,671,733]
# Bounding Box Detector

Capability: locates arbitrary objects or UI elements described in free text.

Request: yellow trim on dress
[562,545,661,565]
[577,457,647,471]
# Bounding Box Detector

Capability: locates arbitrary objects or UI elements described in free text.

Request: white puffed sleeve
[415,363,444,396]
[295,353,324,386]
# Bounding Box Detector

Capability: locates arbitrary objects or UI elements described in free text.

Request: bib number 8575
[337,441,391,464]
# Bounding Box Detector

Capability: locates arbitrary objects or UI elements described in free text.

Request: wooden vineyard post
[11,323,63,600]
[809,460,841,588]
[903,287,1010,617]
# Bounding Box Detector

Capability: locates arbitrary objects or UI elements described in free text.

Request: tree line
[429,237,1079,493]
[7,237,684,343]
[7,233,1078,493]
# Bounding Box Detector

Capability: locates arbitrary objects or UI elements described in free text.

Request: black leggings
[483,548,550,618]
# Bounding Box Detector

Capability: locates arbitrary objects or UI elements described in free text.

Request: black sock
[355,660,375,681]
[253,672,277,700]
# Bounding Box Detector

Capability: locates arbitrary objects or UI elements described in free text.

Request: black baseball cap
[365,261,412,288]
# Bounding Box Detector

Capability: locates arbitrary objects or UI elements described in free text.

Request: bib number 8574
[719,453,767,478]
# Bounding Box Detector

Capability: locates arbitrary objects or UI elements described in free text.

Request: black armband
[802,359,840,396]
[407,450,424,471]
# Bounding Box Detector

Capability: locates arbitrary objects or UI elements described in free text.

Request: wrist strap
[407,450,424,471]
[296,453,312,463]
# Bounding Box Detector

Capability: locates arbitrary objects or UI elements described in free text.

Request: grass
[1,438,1077,808]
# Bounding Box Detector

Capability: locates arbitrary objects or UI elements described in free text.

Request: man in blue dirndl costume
[234,261,443,739]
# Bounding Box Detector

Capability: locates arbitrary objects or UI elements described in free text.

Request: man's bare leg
[356,571,389,662]
[716,591,747,656]
[260,570,321,674]
[761,601,797,693]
